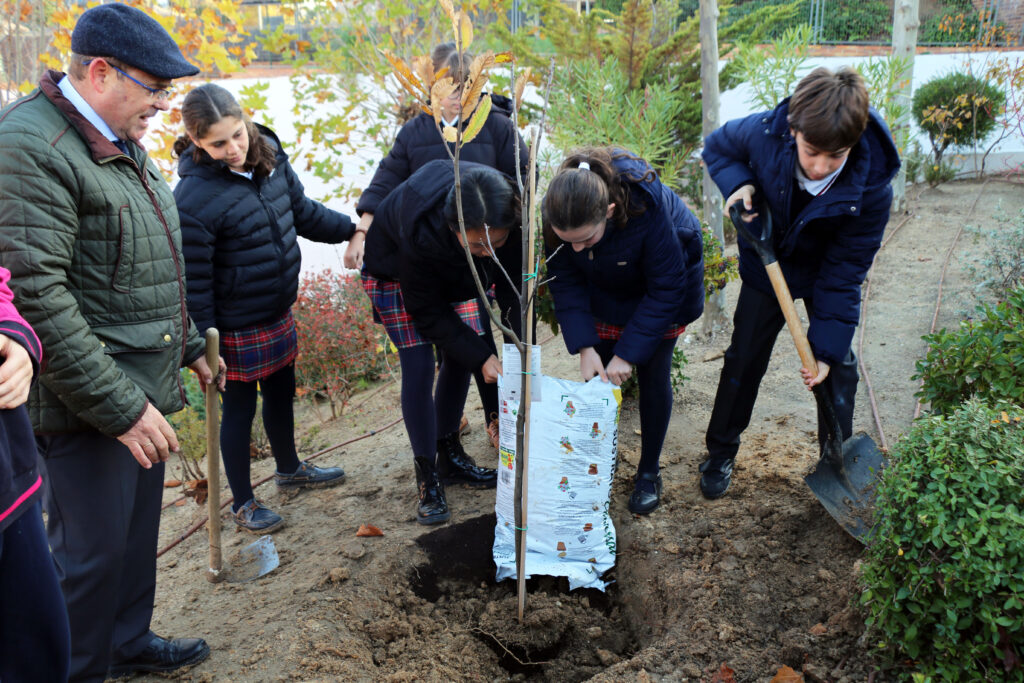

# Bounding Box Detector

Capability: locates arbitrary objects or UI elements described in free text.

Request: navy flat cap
[71,3,199,80]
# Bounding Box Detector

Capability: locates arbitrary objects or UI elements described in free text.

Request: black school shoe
[628,471,663,515]
[699,456,734,499]
[275,461,346,489]
[108,635,210,676]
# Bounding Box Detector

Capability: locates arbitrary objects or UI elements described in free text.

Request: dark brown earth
[139,179,1024,682]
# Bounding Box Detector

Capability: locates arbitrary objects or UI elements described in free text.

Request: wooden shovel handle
[204,328,224,583]
[764,262,817,373]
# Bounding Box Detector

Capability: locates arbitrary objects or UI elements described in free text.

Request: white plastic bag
[494,352,621,591]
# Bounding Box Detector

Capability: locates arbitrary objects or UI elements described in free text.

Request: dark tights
[221,364,302,511]
[595,336,677,476]
[399,344,478,461]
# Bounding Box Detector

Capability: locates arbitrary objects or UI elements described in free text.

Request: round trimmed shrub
[860,399,1024,680]
[911,72,1005,164]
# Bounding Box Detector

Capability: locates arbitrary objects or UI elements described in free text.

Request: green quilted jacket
[0,71,205,436]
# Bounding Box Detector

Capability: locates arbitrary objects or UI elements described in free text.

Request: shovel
[728,202,886,541]
[204,328,280,583]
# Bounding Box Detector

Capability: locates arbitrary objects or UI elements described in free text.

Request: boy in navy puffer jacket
[699,67,900,499]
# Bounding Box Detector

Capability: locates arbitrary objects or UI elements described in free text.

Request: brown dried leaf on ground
[711,663,736,683]
[770,665,803,682]
[164,479,182,488]
[355,524,383,537]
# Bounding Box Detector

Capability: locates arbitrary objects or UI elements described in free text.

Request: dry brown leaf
[164,479,182,488]
[430,77,457,128]
[769,665,803,682]
[382,49,427,102]
[460,51,493,117]
[174,499,186,507]
[442,126,459,143]
[356,524,384,537]
[412,54,434,90]
[809,623,827,636]
[514,67,532,108]
[711,663,736,683]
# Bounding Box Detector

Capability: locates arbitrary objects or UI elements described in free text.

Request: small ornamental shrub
[860,400,1024,680]
[292,269,387,419]
[913,285,1024,414]
[967,207,1024,302]
[702,225,739,298]
[912,72,1006,168]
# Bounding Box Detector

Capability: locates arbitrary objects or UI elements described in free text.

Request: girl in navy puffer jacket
[542,148,704,515]
[174,84,354,534]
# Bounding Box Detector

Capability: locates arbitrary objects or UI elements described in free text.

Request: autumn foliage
[292,269,389,419]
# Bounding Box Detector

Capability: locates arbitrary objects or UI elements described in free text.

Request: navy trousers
[38,432,165,682]
[706,283,858,461]
[0,500,71,682]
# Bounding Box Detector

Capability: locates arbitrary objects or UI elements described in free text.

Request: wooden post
[700,0,728,335]
[204,328,224,583]
[891,0,919,212]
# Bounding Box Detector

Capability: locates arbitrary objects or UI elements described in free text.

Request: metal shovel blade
[804,432,887,542]
[223,535,279,582]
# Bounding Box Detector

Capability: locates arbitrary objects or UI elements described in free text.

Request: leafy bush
[967,206,1024,302]
[912,72,1006,167]
[547,56,692,190]
[703,224,739,298]
[860,399,1024,680]
[292,269,388,419]
[913,285,1024,414]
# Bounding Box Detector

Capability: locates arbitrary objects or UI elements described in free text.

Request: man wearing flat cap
[0,3,225,680]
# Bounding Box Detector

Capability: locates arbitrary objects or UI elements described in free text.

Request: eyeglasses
[85,59,173,101]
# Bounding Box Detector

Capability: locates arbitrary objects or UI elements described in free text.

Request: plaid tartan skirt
[594,320,686,341]
[221,310,298,382]
[361,271,484,350]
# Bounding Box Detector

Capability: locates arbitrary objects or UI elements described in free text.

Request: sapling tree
[381,0,559,621]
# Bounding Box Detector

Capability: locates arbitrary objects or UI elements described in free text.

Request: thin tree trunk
[700,0,728,336]
[891,0,920,212]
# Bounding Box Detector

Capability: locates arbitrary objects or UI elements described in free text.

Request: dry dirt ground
[139,179,1024,683]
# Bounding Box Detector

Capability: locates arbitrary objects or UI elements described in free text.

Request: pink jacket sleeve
[0,266,43,371]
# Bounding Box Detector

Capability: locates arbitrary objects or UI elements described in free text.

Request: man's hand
[579,347,608,382]
[801,360,831,389]
[344,213,373,269]
[0,334,33,409]
[605,355,633,386]
[189,354,226,392]
[725,184,757,218]
[117,402,179,469]
[481,354,502,383]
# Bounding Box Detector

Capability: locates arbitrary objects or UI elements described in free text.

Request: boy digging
[699,66,900,499]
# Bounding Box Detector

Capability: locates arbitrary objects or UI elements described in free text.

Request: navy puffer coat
[702,99,900,365]
[545,154,704,365]
[363,159,521,370]
[175,124,354,334]
[355,94,529,216]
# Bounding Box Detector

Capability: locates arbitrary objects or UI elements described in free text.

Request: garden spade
[204,329,279,583]
[727,202,886,542]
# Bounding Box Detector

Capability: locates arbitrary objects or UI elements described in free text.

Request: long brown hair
[172,83,277,178]
[541,147,654,249]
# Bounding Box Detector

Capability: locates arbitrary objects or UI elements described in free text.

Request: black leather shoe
[628,471,662,515]
[437,432,497,489]
[699,456,734,499]
[414,458,450,525]
[109,635,210,676]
